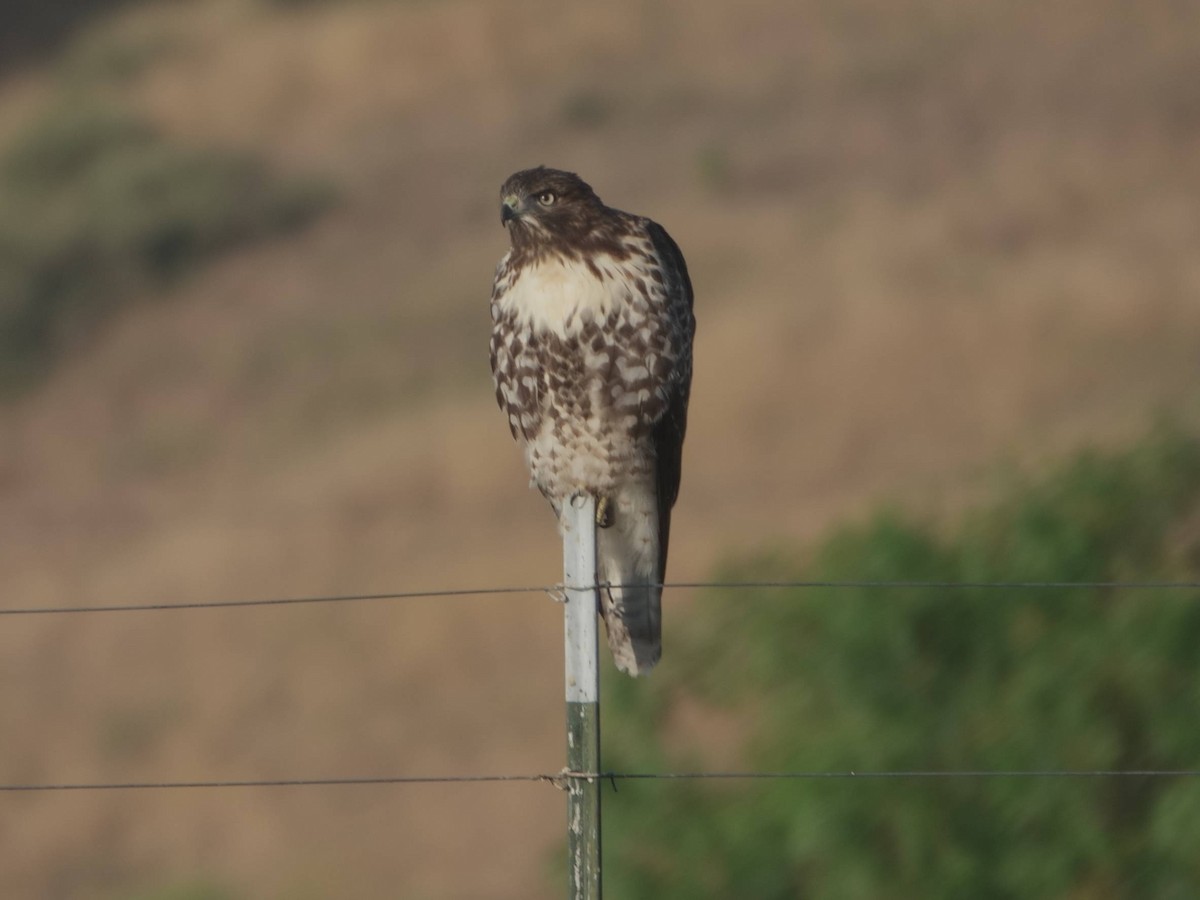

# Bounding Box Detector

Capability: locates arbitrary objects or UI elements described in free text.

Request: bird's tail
[596,483,663,676]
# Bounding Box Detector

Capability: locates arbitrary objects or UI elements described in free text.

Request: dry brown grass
[2,0,1200,897]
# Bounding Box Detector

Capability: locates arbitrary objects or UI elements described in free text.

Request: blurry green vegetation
[60,28,181,86]
[0,100,335,389]
[603,426,1200,899]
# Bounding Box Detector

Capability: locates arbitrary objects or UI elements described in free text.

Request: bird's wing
[644,219,695,578]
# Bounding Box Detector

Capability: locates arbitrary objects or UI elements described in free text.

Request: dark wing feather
[644,219,695,580]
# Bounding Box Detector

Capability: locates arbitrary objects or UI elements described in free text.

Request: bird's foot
[595,494,613,529]
[545,583,567,604]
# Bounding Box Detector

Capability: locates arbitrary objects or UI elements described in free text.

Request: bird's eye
[537,191,557,207]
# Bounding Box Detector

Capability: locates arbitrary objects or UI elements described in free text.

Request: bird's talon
[546,584,567,604]
[595,495,613,528]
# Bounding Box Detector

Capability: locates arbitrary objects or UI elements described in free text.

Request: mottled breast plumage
[490,232,688,487]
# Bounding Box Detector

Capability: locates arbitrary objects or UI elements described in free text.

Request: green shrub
[601,426,1200,899]
[60,29,180,87]
[0,101,335,389]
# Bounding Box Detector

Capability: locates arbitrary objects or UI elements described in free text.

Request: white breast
[498,254,632,334]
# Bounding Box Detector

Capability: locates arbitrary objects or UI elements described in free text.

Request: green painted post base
[567,699,601,899]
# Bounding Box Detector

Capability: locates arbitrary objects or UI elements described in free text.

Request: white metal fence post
[562,493,601,899]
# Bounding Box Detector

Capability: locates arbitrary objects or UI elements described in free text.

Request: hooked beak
[500,194,520,225]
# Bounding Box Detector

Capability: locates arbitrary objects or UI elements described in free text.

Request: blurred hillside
[1,0,146,74]
[0,0,1198,898]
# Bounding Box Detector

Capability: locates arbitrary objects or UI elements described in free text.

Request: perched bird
[489,166,695,676]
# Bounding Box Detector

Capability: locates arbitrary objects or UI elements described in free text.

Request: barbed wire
[2,579,1198,617]
[6,768,1200,793]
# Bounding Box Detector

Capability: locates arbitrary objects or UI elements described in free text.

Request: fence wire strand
[3,579,1200,617]
[6,769,1200,793]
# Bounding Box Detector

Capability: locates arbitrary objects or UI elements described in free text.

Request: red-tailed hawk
[489,166,695,676]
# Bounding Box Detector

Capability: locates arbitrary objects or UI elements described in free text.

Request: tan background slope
[1,1,1199,897]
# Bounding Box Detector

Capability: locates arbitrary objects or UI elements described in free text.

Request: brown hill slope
[2,1,1199,898]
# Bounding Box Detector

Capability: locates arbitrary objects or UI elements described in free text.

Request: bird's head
[498,166,604,249]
